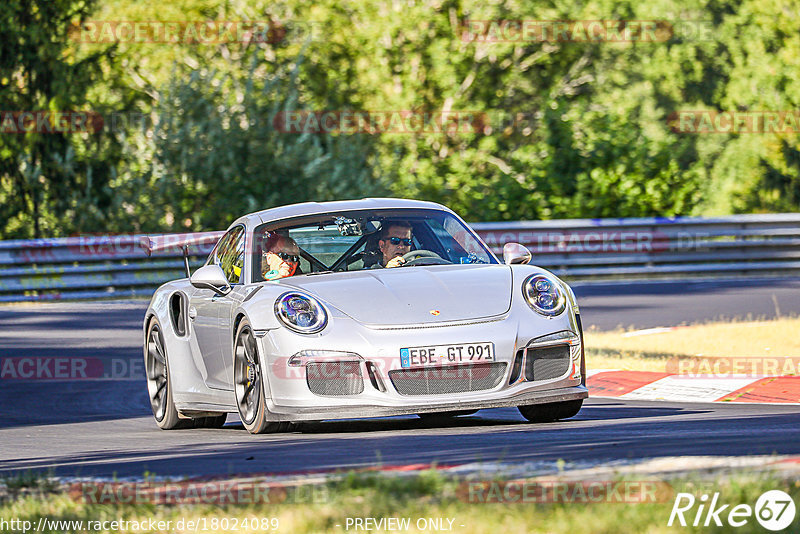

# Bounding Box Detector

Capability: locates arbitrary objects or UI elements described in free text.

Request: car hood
[280,265,512,326]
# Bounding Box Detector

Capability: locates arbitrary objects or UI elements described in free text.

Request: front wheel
[518,400,583,423]
[233,320,290,434]
[145,319,190,429]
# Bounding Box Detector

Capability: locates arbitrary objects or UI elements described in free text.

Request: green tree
[288,0,712,219]
[0,0,136,238]
[5,0,799,239]
[130,53,386,232]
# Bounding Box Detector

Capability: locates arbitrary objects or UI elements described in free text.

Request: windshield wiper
[305,270,334,276]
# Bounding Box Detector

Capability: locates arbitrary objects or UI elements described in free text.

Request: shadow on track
[4,401,771,479]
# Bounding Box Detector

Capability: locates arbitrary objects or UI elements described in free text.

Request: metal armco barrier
[476,213,800,279]
[0,234,222,303]
[1,214,799,302]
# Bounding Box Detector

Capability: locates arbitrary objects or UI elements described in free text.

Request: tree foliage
[0,0,140,238]
[123,54,385,233]
[1,0,799,237]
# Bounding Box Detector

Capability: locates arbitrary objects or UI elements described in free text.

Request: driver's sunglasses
[387,237,413,246]
[275,252,300,263]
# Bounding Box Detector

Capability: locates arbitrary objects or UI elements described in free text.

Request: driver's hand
[386,256,406,268]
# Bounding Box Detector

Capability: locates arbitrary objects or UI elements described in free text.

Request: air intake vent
[169,293,186,337]
[306,361,364,396]
[365,361,386,392]
[509,350,524,384]
[524,344,571,381]
[389,363,507,396]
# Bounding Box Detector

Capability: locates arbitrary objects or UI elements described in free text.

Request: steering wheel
[401,249,449,266]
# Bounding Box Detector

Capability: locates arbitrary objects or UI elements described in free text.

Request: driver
[377,221,413,268]
[261,232,301,280]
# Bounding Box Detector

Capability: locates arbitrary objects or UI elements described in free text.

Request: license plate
[400,342,495,368]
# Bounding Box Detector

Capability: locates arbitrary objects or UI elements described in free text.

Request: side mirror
[503,242,532,265]
[190,264,232,295]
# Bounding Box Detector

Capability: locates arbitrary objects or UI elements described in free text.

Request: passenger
[377,221,413,268]
[261,233,301,280]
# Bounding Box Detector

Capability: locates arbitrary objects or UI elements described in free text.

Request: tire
[145,318,191,430]
[233,319,289,434]
[518,400,583,423]
[417,410,478,421]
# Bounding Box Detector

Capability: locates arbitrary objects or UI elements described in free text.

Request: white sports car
[141,198,587,433]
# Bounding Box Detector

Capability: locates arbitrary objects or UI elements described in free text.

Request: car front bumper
[265,384,588,421]
[255,307,587,422]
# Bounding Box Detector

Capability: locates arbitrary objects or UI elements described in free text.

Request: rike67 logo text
[669,490,796,531]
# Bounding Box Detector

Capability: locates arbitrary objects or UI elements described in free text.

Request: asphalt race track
[2,399,800,479]
[1,278,799,478]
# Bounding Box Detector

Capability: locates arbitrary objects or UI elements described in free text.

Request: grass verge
[1,470,799,533]
[584,316,800,373]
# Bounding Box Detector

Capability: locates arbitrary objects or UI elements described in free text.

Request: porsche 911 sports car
[141,198,587,433]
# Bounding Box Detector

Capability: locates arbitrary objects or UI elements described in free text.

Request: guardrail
[1,214,799,302]
[476,213,800,280]
[0,234,222,303]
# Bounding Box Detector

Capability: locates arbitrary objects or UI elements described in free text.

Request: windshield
[251,208,497,281]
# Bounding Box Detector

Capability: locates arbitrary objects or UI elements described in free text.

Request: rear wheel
[145,319,191,429]
[233,320,290,434]
[518,400,583,423]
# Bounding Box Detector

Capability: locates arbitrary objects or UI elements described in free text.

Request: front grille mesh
[524,345,571,381]
[389,363,507,396]
[306,361,364,396]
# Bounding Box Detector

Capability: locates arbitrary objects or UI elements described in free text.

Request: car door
[211,225,247,389]
[188,225,244,390]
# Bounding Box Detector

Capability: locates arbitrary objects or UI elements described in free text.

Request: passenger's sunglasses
[386,237,413,246]
[274,252,300,262]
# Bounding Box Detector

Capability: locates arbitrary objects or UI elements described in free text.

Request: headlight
[523,274,567,317]
[275,292,328,333]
